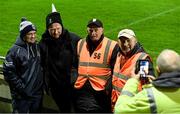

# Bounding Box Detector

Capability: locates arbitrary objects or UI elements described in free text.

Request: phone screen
[139,60,149,77]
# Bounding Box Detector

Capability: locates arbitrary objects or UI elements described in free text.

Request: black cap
[87,18,103,27]
[46,12,63,29]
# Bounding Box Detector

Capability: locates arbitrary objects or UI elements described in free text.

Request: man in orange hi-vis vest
[73,18,119,113]
[111,29,155,110]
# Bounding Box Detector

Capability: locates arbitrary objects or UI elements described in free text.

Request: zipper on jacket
[30,45,35,57]
[36,44,40,57]
[26,43,30,59]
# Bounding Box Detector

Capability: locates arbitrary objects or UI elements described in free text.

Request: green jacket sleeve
[114,78,151,114]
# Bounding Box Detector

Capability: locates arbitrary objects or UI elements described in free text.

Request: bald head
[156,49,180,73]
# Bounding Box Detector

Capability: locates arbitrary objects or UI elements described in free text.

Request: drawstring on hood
[15,36,38,59]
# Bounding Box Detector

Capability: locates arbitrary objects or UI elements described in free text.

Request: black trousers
[73,81,112,113]
[50,83,73,113]
[12,94,42,113]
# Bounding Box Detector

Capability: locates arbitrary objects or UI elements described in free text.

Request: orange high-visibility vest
[111,52,149,110]
[74,37,117,91]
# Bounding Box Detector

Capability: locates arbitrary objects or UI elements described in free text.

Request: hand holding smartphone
[137,60,150,85]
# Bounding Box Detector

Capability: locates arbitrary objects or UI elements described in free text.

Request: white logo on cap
[32,25,36,30]
[93,18,97,22]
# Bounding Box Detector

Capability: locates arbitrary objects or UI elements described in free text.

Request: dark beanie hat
[46,12,63,29]
[19,17,36,38]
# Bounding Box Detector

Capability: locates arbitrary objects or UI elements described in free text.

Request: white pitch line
[105,7,180,55]
[106,6,180,34]
[0,7,179,37]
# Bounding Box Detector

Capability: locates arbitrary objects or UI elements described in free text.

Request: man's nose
[124,40,129,46]
[91,30,96,35]
[54,29,59,34]
[31,33,36,38]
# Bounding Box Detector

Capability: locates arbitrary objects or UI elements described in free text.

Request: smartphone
[139,60,149,84]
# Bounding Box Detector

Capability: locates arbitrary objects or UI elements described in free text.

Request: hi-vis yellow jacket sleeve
[114,78,152,114]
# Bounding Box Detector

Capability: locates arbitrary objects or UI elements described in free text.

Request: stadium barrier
[0,56,5,75]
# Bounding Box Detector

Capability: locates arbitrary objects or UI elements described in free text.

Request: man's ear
[87,28,89,33]
[23,36,26,42]
[102,27,104,33]
[156,66,161,74]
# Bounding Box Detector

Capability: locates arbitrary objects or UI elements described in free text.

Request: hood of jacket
[15,36,27,47]
[15,35,37,47]
[153,71,180,88]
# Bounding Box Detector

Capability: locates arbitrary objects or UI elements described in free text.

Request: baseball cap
[118,29,135,39]
[87,18,103,27]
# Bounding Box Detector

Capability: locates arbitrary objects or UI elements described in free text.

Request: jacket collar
[153,71,180,88]
[86,34,104,56]
[15,36,36,47]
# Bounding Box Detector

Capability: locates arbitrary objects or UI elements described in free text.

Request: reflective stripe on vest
[78,39,111,66]
[79,61,110,68]
[120,52,147,74]
[111,52,149,110]
[146,88,157,114]
[78,39,85,56]
[113,72,129,80]
[79,73,110,80]
[75,37,117,91]
[112,52,148,92]
[121,90,134,97]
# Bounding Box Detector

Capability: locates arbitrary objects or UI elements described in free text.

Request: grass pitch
[0,0,180,63]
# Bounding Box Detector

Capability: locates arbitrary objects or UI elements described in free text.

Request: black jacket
[3,37,43,98]
[39,29,80,89]
[153,71,180,88]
